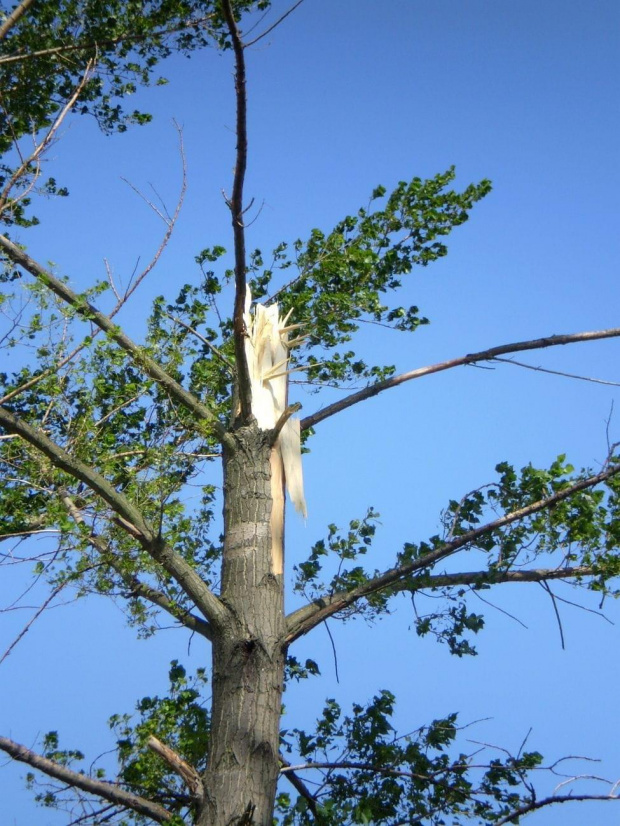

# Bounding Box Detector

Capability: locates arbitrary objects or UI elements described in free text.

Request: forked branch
[0,735,173,823]
[285,460,620,642]
[496,793,619,825]
[301,328,620,431]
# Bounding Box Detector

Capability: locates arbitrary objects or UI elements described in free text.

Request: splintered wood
[244,290,307,575]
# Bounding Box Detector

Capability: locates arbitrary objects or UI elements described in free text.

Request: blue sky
[1,1,620,823]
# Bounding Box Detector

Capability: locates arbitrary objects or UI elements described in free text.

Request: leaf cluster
[279,691,548,825]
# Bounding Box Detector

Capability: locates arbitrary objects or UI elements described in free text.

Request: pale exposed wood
[147,736,203,804]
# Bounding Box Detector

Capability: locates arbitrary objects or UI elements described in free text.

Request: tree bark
[199,422,286,826]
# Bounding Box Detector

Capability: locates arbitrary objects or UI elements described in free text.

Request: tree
[1,1,619,824]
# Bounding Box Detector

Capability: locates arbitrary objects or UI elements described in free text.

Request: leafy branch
[0,233,232,446]
[285,458,620,642]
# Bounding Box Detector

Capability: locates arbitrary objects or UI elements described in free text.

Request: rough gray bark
[200,423,286,826]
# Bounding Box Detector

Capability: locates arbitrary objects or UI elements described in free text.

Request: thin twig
[540,580,565,650]
[0,581,66,665]
[163,311,235,374]
[493,356,620,387]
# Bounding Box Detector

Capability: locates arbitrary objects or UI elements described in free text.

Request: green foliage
[250,170,492,386]
[0,0,273,225]
[109,661,209,816]
[279,692,549,825]
[1,5,619,824]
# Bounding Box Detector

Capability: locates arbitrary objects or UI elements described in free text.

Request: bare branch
[279,755,320,818]
[495,792,619,825]
[285,461,620,643]
[0,580,66,666]
[244,0,306,48]
[0,59,95,219]
[120,121,187,306]
[0,735,173,823]
[300,328,620,431]
[389,565,596,592]
[0,125,186,408]
[0,234,232,447]
[0,0,36,41]
[147,736,203,804]
[221,0,253,423]
[493,356,620,387]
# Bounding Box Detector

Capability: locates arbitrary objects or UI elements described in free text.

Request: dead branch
[0,58,95,219]
[0,125,186,408]
[493,356,620,387]
[244,0,306,48]
[147,736,203,804]
[0,580,66,665]
[285,460,620,643]
[495,793,619,825]
[221,0,253,423]
[0,735,173,823]
[300,328,620,431]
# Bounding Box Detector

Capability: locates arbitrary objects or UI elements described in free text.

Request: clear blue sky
[2,1,619,823]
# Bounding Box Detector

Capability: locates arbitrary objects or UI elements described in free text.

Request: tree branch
[221,0,253,423]
[61,495,213,641]
[300,328,620,431]
[285,462,620,643]
[0,735,173,823]
[147,735,203,804]
[0,0,36,42]
[279,755,320,818]
[0,234,232,447]
[390,565,595,592]
[0,405,156,542]
[0,59,95,220]
[495,793,619,825]
[1,126,186,408]
[0,407,227,630]
[243,0,306,48]
[0,13,215,63]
